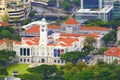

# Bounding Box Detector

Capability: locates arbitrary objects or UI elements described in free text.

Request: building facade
[76,0,113,23]
[13,18,106,64]
[0,0,31,24]
[104,47,120,64]
[75,6,113,23]
[113,1,120,19]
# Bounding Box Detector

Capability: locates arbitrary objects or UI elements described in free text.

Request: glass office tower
[113,1,120,19]
[83,0,99,9]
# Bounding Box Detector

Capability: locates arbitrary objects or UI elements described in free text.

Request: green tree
[29,10,37,18]
[0,30,12,39]
[22,18,32,25]
[85,36,96,45]
[18,73,45,80]
[82,36,96,53]
[64,71,73,80]
[61,0,72,11]
[0,50,16,66]
[73,0,80,6]
[71,66,79,74]
[98,47,109,55]
[64,62,73,71]
[76,62,87,71]
[60,51,88,63]
[28,64,58,79]
[71,69,94,80]
[2,14,10,22]
[0,66,8,76]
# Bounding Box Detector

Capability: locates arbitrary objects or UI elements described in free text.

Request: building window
[20,48,22,56]
[61,60,64,63]
[62,27,66,31]
[20,59,22,62]
[42,29,44,32]
[54,60,56,63]
[24,48,26,56]
[24,59,26,63]
[58,60,60,63]
[27,48,30,56]
[58,49,60,57]
[54,49,57,57]
[27,59,29,62]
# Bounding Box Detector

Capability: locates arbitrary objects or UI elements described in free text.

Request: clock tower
[39,18,48,46]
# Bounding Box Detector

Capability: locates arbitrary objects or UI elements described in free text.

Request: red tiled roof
[24,37,39,45]
[48,37,79,47]
[48,25,61,30]
[104,47,120,57]
[24,25,39,33]
[80,26,111,31]
[23,25,61,33]
[0,40,5,45]
[64,18,78,25]
[0,22,9,26]
[60,33,100,38]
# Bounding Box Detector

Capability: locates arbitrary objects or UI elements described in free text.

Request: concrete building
[75,6,113,23]
[0,0,31,24]
[76,0,113,23]
[104,47,120,64]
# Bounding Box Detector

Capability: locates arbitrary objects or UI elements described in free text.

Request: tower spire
[39,18,48,46]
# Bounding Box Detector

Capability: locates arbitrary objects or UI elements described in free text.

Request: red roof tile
[23,25,61,33]
[24,25,39,33]
[0,40,5,45]
[104,47,120,57]
[80,26,111,31]
[48,25,61,30]
[60,33,100,38]
[64,18,78,25]
[48,37,79,47]
[0,22,9,26]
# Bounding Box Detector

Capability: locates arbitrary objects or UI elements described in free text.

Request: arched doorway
[41,59,45,63]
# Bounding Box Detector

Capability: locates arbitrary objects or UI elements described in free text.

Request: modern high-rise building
[113,1,120,19]
[76,0,113,23]
[0,0,31,24]
[81,0,103,9]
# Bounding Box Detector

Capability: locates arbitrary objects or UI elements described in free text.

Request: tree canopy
[60,51,89,63]
[28,64,58,79]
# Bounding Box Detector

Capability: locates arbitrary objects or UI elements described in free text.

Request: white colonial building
[13,18,106,64]
[104,47,120,64]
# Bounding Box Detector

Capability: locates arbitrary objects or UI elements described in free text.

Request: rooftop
[104,47,120,57]
[80,26,111,31]
[76,6,113,13]
[64,18,78,25]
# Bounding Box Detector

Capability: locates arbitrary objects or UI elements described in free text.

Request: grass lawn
[7,64,29,76]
